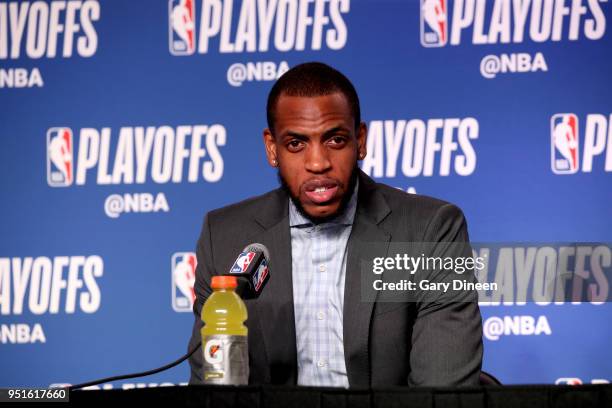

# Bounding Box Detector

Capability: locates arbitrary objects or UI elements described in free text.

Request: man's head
[263,62,367,223]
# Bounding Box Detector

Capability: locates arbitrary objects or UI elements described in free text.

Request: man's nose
[304,144,331,173]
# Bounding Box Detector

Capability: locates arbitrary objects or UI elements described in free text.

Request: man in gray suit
[188,62,483,387]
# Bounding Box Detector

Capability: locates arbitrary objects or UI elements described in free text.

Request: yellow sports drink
[201,275,248,384]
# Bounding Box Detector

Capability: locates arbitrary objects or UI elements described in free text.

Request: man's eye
[329,136,346,146]
[287,140,303,150]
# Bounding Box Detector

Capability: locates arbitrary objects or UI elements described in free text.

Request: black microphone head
[243,243,270,261]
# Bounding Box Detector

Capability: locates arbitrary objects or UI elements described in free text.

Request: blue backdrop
[1,0,611,388]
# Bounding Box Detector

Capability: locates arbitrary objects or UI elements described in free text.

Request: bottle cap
[211,275,238,289]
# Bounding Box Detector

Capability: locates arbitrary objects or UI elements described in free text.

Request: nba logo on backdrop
[46,128,73,187]
[551,114,579,174]
[169,0,196,55]
[172,252,197,312]
[420,0,447,47]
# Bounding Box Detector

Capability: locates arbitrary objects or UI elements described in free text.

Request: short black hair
[266,62,361,134]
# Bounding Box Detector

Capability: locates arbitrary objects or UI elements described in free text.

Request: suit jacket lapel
[251,189,298,384]
[343,170,391,387]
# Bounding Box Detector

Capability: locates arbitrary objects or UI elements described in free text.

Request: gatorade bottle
[201,275,249,385]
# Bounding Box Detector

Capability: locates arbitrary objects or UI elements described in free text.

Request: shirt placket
[311,225,332,385]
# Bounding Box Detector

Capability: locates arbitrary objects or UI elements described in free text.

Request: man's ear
[263,128,278,167]
[357,121,367,160]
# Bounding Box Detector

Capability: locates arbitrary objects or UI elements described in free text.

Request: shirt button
[318,264,326,272]
[317,359,327,368]
[317,311,326,320]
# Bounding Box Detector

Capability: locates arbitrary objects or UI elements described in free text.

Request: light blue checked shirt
[289,180,358,388]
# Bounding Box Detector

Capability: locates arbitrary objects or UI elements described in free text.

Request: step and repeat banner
[1,0,611,388]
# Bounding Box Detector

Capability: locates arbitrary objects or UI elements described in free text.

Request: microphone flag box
[229,251,269,296]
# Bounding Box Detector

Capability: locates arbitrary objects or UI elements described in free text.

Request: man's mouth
[303,180,339,205]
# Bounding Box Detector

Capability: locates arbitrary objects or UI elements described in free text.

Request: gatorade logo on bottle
[204,339,223,365]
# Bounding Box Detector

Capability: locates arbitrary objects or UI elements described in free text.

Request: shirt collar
[289,178,359,228]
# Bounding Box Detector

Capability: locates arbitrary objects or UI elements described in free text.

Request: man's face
[263,92,367,221]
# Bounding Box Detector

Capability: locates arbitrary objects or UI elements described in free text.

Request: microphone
[68,243,271,390]
[225,243,270,299]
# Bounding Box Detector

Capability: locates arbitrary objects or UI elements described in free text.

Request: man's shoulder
[365,180,469,242]
[369,180,465,221]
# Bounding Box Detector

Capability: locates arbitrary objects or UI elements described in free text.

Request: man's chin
[301,202,342,221]
[290,188,344,224]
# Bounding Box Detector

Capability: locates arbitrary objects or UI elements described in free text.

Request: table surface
[70,384,612,408]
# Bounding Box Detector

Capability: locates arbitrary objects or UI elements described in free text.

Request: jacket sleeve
[407,203,483,386]
[187,214,215,385]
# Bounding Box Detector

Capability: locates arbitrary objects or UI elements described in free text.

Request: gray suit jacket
[188,170,483,387]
